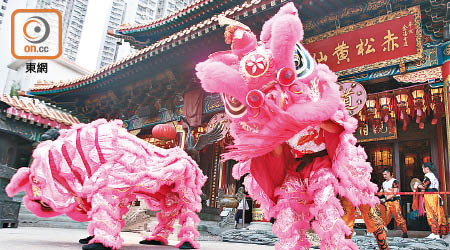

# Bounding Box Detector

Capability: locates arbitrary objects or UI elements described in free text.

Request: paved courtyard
[0,227,449,250]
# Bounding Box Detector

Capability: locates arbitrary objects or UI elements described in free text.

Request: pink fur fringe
[6,118,206,249]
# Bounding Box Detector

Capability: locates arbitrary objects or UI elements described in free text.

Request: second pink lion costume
[196,3,379,250]
[6,119,206,250]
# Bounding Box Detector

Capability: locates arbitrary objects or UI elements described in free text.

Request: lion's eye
[294,54,302,68]
[294,43,314,79]
[39,200,51,209]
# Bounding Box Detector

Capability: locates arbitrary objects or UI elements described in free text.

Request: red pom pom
[246,89,265,108]
[277,67,295,86]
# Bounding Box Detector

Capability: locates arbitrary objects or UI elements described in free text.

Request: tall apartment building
[96,0,126,68]
[0,0,8,30]
[79,0,193,70]
[0,0,28,95]
[126,0,157,25]
[28,0,89,62]
[116,0,193,60]
[155,0,193,18]
[76,0,126,70]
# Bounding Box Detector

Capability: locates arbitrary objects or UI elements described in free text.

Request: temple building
[23,0,450,228]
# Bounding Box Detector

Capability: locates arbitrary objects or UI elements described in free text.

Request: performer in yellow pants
[416,162,449,239]
[383,199,407,236]
[379,168,408,238]
[341,197,389,250]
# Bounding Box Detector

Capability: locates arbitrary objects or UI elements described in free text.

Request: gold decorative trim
[304,6,423,77]
[357,134,397,143]
[393,67,442,83]
[444,76,450,196]
[444,44,450,56]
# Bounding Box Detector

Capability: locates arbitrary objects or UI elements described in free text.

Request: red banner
[303,6,423,76]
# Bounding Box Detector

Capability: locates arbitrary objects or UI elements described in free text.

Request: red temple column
[441,41,450,214]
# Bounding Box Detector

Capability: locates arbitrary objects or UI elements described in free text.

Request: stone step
[17,203,88,229]
[19,219,88,229]
[18,213,86,223]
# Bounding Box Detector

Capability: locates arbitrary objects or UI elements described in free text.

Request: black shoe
[82,243,112,250]
[79,235,94,244]
[179,241,194,249]
[139,239,163,245]
[402,232,408,238]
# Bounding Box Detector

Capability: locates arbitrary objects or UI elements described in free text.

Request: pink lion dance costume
[6,119,206,250]
[196,3,379,250]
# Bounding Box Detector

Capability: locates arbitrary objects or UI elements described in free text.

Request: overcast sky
[76,0,112,71]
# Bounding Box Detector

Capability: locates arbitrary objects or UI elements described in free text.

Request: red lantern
[365,96,382,133]
[430,87,444,125]
[378,93,395,133]
[411,86,429,129]
[152,124,176,140]
[394,90,411,131]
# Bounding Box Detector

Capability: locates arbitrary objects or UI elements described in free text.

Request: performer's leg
[373,227,390,250]
[340,197,356,239]
[141,193,178,246]
[175,207,201,249]
[438,203,449,236]
[383,201,393,227]
[84,190,125,250]
[359,204,389,250]
[423,194,440,236]
[272,174,313,250]
[390,200,407,236]
[308,167,357,250]
[234,209,242,228]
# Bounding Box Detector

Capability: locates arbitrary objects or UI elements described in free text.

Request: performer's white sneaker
[426,233,440,239]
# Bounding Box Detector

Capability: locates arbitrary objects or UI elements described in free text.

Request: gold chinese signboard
[303,6,423,76]
[355,120,398,143]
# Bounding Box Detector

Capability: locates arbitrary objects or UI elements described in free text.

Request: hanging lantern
[365,96,382,133]
[430,87,444,125]
[394,91,411,131]
[411,87,428,129]
[378,93,395,133]
[152,124,176,140]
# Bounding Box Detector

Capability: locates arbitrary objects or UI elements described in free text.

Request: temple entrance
[398,140,431,231]
[363,144,394,188]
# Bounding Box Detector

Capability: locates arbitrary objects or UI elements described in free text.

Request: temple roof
[28,0,273,95]
[0,95,80,129]
[111,0,446,49]
[28,0,447,97]
[109,0,244,47]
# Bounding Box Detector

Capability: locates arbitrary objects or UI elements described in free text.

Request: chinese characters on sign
[303,6,422,76]
[338,81,367,116]
[355,120,397,142]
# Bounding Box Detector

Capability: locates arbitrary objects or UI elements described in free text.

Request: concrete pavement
[0,227,273,250]
[1,226,450,250]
